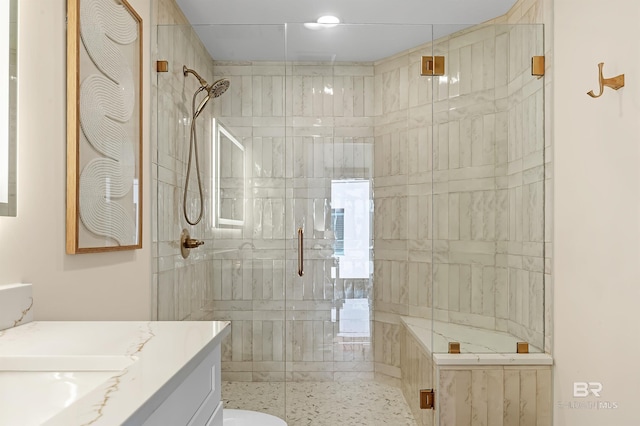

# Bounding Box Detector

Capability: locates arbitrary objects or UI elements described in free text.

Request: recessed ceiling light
[304,15,340,30]
[317,15,340,25]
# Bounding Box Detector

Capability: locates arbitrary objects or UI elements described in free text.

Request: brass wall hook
[587,62,625,98]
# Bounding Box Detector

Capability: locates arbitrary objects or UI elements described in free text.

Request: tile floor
[222,381,417,426]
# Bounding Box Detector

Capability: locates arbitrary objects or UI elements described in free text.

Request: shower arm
[183,65,208,88]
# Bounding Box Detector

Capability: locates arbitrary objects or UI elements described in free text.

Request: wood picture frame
[66,0,143,254]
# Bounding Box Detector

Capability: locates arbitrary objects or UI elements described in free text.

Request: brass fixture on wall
[587,62,625,98]
[297,227,304,277]
[180,228,204,259]
[156,60,168,72]
[531,56,545,77]
[421,56,445,76]
[419,389,435,410]
[448,342,461,354]
[517,342,530,354]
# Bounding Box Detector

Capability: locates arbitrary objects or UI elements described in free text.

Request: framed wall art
[66,0,143,254]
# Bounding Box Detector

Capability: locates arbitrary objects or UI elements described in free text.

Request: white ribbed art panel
[68,0,142,252]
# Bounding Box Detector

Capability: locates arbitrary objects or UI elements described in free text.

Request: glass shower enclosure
[153,21,545,425]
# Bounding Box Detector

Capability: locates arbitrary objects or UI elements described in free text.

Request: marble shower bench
[400,316,552,426]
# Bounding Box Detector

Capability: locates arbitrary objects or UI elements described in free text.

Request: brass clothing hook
[587,62,625,98]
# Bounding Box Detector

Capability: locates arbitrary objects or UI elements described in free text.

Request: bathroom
[1,0,639,425]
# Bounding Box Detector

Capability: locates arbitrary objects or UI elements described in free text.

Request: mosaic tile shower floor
[222,381,417,426]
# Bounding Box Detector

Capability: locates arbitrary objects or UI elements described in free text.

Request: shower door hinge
[517,342,530,353]
[531,56,545,78]
[420,389,435,410]
[156,60,169,73]
[421,56,445,76]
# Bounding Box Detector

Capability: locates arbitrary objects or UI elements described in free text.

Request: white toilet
[223,409,287,426]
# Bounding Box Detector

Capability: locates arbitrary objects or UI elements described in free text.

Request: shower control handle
[184,238,204,249]
[180,228,204,259]
[298,228,304,277]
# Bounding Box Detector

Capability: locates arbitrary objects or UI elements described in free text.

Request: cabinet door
[204,402,223,426]
[141,347,221,426]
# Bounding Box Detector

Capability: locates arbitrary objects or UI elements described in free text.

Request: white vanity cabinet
[0,320,230,426]
[141,344,223,426]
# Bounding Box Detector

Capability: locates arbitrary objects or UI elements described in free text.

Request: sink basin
[0,356,136,426]
[0,321,231,426]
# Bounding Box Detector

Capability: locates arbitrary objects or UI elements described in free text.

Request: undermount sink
[0,356,136,426]
[0,319,230,426]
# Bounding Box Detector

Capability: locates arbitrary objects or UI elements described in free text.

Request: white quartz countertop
[0,321,230,426]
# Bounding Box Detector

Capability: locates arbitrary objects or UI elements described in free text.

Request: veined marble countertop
[0,321,230,426]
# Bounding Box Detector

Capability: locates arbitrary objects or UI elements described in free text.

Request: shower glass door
[283,23,434,424]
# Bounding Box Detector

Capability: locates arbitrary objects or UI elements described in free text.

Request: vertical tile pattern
[401,322,552,426]
[207,61,375,382]
[374,18,546,353]
[502,23,546,350]
[401,328,435,426]
[436,367,551,426]
[154,9,549,424]
[154,11,220,324]
[374,44,425,384]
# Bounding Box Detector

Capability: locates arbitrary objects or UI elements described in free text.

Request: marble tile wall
[503,25,546,350]
[505,0,553,356]
[401,326,435,426]
[153,0,549,388]
[371,46,415,384]
[373,20,546,366]
[153,1,218,322]
[437,366,551,426]
[204,61,376,382]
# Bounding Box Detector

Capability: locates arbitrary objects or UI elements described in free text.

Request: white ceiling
[174,0,518,62]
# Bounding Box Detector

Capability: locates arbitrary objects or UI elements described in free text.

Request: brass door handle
[297,227,304,277]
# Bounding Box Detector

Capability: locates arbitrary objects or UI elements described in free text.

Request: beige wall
[0,0,152,320]
[6,0,640,423]
[553,0,640,424]
[506,0,640,423]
